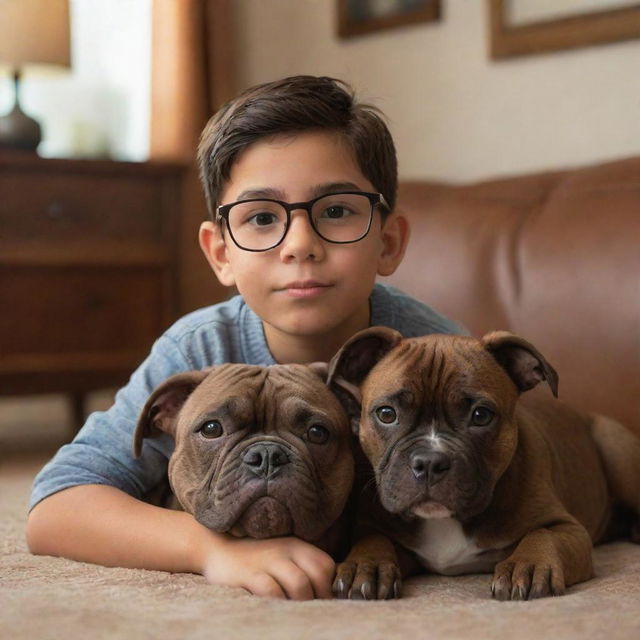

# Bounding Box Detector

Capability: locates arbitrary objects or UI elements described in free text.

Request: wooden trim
[337,0,440,39]
[0,373,129,397]
[0,244,170,267]
[149,0,235,314]
[204,0,237,108]
[149,0,236,160]
[0,351,147,375]
[489,0,640,59]
[0,150,185,175]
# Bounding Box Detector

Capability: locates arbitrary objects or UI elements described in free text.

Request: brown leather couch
[386,156,640,437]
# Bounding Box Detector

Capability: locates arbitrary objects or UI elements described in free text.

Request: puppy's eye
[199,420,223,439]
[306,424,330,444]
[471,407,494,427]
[376,406,397,424]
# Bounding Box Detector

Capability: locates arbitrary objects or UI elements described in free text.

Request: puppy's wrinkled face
[168,364,353,541]
[359,335,519,522]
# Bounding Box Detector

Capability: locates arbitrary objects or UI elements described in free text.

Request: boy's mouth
[281,280,333,298]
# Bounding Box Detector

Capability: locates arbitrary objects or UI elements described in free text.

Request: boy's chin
[272,307,366,337]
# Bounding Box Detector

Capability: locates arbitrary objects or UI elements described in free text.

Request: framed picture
[489,0,640,58]
[337,0,441,38]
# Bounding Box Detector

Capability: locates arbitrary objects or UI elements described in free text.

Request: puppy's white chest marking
[408,518,502,575]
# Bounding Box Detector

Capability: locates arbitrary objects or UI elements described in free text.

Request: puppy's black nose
[242,443,290,478]
[410,450,451,485]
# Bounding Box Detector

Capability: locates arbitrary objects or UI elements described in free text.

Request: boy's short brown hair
[197,75,397,217]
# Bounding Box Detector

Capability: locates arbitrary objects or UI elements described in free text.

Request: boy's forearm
[26,484,215,574]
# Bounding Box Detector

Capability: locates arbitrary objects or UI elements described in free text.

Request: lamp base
[0,70,42,152]
[0,103,42,152]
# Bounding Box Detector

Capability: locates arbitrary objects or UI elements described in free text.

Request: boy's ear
[377,212,410,277]
[199,221,237,287]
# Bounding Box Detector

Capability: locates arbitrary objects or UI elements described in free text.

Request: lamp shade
[0,0,70,69]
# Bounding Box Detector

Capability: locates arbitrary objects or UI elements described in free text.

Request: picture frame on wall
[489,0,640,58]
[337,0,441,38]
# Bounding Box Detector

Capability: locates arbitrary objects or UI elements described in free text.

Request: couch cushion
[384,157,640,435]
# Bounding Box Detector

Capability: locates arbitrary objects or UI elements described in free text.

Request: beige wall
[233,0,640,181]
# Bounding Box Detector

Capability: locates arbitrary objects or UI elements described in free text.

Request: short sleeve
[29,334,191,510]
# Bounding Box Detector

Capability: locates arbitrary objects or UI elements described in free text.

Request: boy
[26,75,463,600]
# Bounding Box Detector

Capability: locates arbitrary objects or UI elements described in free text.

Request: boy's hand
[200,534,336,600]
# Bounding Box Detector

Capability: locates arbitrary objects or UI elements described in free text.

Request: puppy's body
[329,329,640,599]
[365,399,612,573]
[134,363,354,558]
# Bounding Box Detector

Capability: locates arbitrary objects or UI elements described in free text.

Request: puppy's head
[134,363,353,542]
[328,328,557,522]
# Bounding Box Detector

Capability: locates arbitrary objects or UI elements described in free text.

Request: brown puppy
[328,327,640,600]
[134,363,354,555]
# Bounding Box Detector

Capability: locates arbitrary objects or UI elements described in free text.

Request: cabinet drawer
[0,266,168,358]
[0,170,166,243]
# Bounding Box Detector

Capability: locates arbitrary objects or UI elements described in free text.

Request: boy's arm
[27,317,334,599]
[26,484,335,600]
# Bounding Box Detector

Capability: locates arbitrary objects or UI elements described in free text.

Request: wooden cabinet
[0,152,185,424]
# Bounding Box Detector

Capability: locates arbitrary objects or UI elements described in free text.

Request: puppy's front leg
[333,534,403,600]
[491,520,593,600]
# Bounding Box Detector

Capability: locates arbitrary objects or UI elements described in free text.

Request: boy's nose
[279,209,325,262]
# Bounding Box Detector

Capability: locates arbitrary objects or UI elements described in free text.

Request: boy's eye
[248,212,278,226]
[320,205,351,220]
[199,420,223,439]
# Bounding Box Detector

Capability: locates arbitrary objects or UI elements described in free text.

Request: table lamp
[0,0,71,152]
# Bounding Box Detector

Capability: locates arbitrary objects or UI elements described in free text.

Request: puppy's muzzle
[410,449,451,485]
[242,442,290,479]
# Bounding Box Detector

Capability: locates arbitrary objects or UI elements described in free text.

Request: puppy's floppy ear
[327,327,404,434]
[306,360,361,436]
[328,326,404,386]
[482,331,558,397]
[133,370,210,458]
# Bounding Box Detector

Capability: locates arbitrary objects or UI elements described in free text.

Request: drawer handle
[46,201,65,220]
[86,294,107,311]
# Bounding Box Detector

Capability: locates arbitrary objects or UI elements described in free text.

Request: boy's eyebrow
[311,182,363,197]
[235,187,285,201]
[233,182,365,203]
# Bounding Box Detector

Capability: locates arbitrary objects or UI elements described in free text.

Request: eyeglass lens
[226,193,374,251]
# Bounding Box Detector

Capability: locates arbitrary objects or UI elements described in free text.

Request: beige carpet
[2,450,640,640]
[1,397,639,639]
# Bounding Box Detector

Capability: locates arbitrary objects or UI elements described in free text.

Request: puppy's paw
[332,560,401,600]
[491,560,565,601]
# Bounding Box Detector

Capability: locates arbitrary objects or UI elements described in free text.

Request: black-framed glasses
[215,191,389,252]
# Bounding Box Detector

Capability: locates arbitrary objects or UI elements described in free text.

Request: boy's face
[199,131,408,362]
